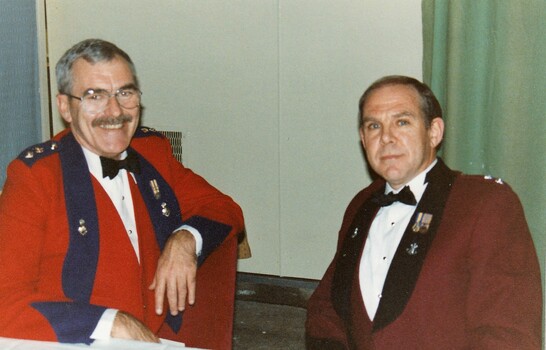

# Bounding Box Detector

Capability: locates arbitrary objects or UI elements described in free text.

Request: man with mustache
[0,39,244,347]
[305,76,541,349]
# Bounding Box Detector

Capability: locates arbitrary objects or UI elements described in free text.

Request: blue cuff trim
[31,302,106,344]
[182,216,231,266]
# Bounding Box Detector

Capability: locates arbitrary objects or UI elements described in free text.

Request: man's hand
[111,311,159,343]
[149,229,197,316]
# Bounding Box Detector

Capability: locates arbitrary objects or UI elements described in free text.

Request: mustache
[91,115,133,127]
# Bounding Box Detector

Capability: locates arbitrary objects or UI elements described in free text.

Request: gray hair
[55,38,138,94]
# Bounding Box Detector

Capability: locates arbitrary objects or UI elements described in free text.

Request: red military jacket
[306,159,542,349]
[0,127,244,344]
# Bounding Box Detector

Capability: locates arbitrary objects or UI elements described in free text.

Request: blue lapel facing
[131,148,183,250]
[131,148,185,332]
[59,133,100,302]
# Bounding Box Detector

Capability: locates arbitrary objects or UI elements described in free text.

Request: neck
[386,158,438,191]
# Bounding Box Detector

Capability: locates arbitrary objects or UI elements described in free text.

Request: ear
[57,94,73,123]
[358,127,368,150]
[428,117,444,148]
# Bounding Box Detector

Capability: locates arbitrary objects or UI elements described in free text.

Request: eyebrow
[361,116,378,124]
[83,83,139,94]
[118,83,139,91]
[362,111,414,121]
[392,111,416,118]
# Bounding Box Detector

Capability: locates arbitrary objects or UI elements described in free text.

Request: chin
[383,172,405,185]
[378,166,401,178]
[103,142,130,156]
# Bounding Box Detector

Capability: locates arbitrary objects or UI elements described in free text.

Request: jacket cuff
[182,216,231,266]
[31,302,106,344]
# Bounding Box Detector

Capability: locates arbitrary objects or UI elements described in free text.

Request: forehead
[70,57,135,91]
[363,84,421,117]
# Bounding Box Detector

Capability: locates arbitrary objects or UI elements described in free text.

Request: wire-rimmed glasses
[65,88,142,114]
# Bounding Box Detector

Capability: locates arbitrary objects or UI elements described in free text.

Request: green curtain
[422,0,545,280]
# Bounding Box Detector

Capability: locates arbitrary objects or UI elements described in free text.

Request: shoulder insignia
[17,140,60,167]
[483,175,504,185]
[134,126,164,139]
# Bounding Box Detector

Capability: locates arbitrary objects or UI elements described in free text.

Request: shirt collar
[81,146,128,180]
[385,158,438,203]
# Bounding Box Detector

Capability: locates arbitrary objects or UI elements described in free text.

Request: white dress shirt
[80,147,202,340]
[359,159,437,320]
[83,148,140,260]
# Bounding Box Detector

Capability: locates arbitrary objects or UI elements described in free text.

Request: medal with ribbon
[412,212,433,234]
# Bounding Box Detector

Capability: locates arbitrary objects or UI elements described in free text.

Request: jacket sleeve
[464,183,542,348]
[305,256,350,349]
[305,192,369,349]
[0,159,107,344]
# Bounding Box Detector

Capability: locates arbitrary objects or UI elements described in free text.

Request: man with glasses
[0,39,244,346]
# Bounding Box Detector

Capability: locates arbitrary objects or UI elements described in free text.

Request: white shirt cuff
[177,225,203,256]
[90,309,118,340]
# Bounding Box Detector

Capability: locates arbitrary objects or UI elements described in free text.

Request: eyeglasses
[65,88,142,114]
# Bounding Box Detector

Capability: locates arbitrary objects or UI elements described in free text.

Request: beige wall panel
[278,0,423,278]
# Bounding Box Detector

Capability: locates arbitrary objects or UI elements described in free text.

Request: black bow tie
[372,185,417,207]
[100,151,141,179]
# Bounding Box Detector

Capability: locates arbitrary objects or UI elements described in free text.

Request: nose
[380,125,394,144]
[103,95,123,117]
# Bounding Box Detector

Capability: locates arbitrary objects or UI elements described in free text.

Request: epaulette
[463,173,506,186]
[17,140,60,167]
[133,126,164,139]
[482,174,505,185]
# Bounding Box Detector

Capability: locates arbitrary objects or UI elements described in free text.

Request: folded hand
[149,230,197,316]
